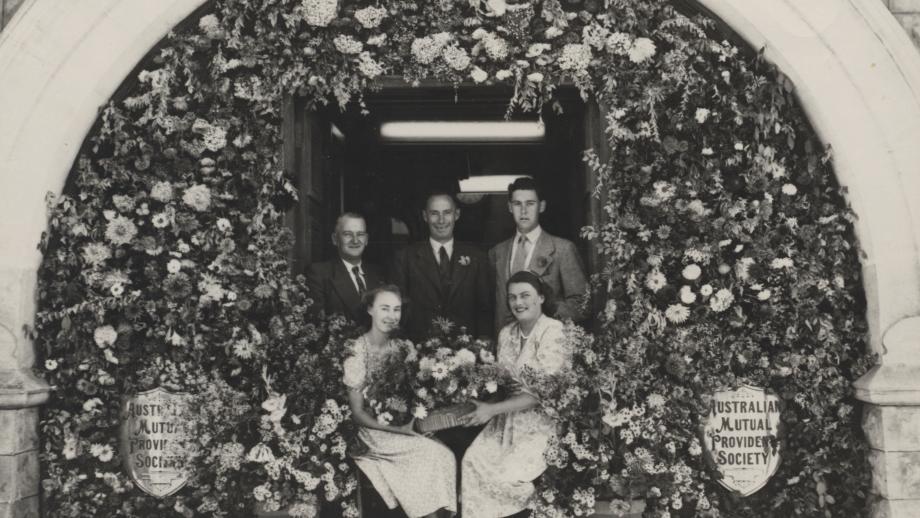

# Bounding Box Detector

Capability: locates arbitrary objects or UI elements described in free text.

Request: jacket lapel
[446,243,471,303]
[330,260,361,312]
[414,243,444,298]
[528,233,556,277]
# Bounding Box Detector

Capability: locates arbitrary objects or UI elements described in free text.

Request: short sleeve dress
[344,335,457,518]
[459,315,571,517]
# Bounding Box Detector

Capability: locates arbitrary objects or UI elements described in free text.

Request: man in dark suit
[391,192,492,343]
[490,177,588,333]
[305,213,384,323]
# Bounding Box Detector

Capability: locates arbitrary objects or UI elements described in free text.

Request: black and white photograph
[1,0,920,517]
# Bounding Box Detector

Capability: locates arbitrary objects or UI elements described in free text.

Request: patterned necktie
[352,266,366,294]
[510,235,529,274]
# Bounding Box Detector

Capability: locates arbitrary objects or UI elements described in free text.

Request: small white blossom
[782,183,798,195]
[628,37,656,63]
[682,264,702,281]
[470,67,488,83]
[695,108,711,124]
[526,72,544,83]
[94,326,118,347]
[665,304,690,324]
[353,5,386,28]
[301,0,338,27]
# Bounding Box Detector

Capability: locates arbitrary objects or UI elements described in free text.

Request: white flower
[247,443,276,464]
[757,289,772,301]
[442,45,471,71]
[104,216,138,246]
[526,43,551,58]
[604,299,617,321]
[700,284,713,297]
[83,398,103,412]
[679,286,697,304]
[770,257,794,269]
[647,394,666,408]
[301,0,338,27]
[357,52,384,79]
[455,348,477,366]
[82,243,112,267]
[485,380,498,394]
[110,283,124,297]
[545,27,564,39]
[645,269,667,293]
[94,326,118,347]
[495,69,513,80]
[482,0,507,16]
[367,33,387,46]
[558,43,593,74]
[628,37,656,63]
[411,36,444,64]
[199,14,221,38]
[653,180,676,201]
[470,67,488,83]
[167,259,182,274]
[606,32,631,55]
[665,304,690,324]
[483,32,510,60]
[717,263,731,275]
[735,257,755,281]
[701,147,714,156]
[62,437,78,459]
[169,330,186,347]
[412,405,428,420]
[152,212,170,229]
[333,35,363,55]
[526,72,544,83]
[782,183,798,195]
[734,142,744,151]
[216,218,232,232]
[177,241,190,254]
[472,28,488,40]
[182,184,212,212]
[709,288,734,312]
[262,394,287,423]
[354,5,386,28]
[376,412,393,425]
[431,362,449,380]
[682,264,702,281]
[202,125,227,152]
[695,108,710,124]
[45,359,58,370]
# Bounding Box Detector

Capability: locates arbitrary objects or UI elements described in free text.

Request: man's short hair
[423,190,458,210]
[508,177,542,201]
[334,212,366,232]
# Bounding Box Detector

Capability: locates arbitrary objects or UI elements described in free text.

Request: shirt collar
[341,258,362,274]
[515,225,542,244]
[429,237,454,257]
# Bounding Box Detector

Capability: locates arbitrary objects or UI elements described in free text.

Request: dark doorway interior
[287,84,591,272]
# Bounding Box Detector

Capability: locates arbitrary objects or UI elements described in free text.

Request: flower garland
[34,0,871,516]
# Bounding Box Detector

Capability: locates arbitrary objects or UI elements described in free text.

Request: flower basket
[414,402,475,433]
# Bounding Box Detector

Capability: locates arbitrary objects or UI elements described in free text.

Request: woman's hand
[394,418,418,436]
[461,400,495,427]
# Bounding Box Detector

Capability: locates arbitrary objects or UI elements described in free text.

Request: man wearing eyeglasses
[306,212,384,322]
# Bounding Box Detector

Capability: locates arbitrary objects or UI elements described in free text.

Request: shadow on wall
[0,0,26,31]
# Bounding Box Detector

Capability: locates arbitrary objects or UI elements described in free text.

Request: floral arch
[1,0,920,517]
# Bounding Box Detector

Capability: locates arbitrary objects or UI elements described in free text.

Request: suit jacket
[489,230,588,333]
[305,259,384,323]
[390,241,493,343]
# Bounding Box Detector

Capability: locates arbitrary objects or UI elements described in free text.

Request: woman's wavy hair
[506,270,556,318]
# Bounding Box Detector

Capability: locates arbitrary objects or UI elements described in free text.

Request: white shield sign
[703,384,781,496]
[120,387,191,497]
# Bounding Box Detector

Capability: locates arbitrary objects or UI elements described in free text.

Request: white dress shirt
[508,226,542,272]
[429,238,454,265]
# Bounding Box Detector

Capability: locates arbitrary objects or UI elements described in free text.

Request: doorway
[285,83,594,274]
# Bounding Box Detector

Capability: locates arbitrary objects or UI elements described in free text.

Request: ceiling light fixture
[379,121,544,142]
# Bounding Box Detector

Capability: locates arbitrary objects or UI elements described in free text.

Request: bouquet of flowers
[344,338,417,430]
[410,319,514,432]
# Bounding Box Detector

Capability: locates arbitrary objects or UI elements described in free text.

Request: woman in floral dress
[460,271,572,517]
[343,285,456,518]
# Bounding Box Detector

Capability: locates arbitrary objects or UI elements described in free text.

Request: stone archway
[1,0,919,515]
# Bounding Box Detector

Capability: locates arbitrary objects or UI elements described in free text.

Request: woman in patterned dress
[343,285,456,518]
[459,271,572,517]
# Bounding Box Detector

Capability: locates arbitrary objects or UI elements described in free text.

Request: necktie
[510,235,529,274]
[352,266,366,294]
[438,246,450,279]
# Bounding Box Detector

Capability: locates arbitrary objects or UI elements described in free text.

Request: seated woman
[459,271,572,518]
[344,285,456,518]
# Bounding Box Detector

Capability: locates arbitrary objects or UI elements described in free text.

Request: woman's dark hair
[506,270,556,317]
[358,284,402,330]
